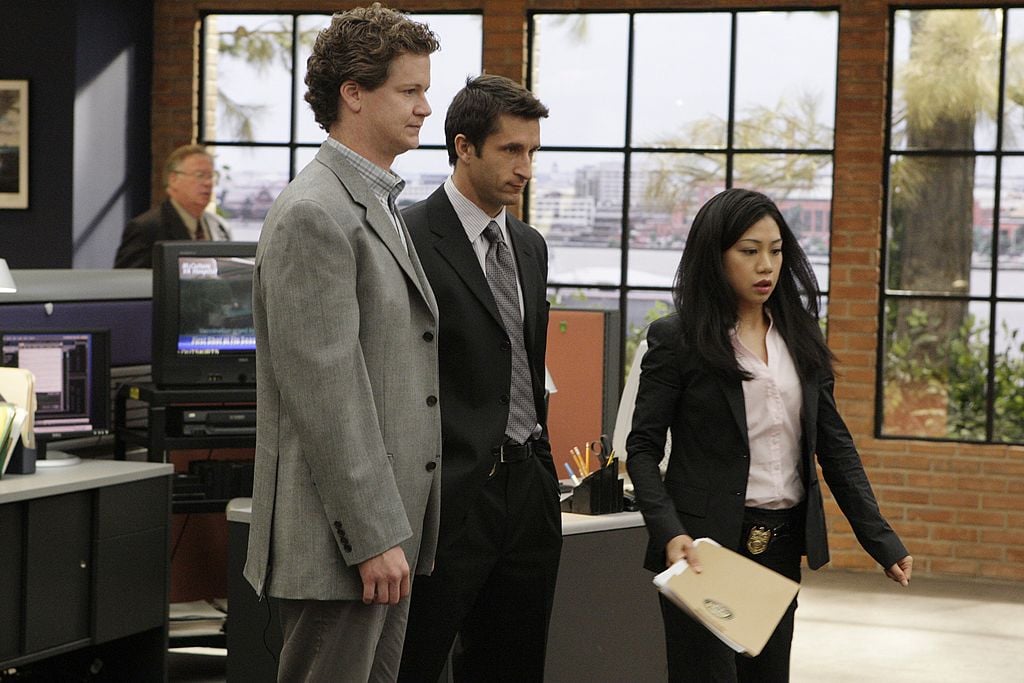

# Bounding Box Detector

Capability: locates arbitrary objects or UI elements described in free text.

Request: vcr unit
[168,407,257,436]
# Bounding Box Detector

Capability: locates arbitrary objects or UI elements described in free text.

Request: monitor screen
[176,254,256,356]
[0,330,112,445]
[152,241,257,387]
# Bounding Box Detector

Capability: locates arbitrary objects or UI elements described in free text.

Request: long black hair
[672,188,834,381]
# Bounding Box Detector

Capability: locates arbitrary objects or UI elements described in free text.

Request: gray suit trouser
[277,597,411,682]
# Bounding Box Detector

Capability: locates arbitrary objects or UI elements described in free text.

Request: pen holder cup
[568,466,624,515]
[5,442,36,476]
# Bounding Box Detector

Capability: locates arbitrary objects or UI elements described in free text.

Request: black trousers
[660,507,804,683]
[398,456,563,683]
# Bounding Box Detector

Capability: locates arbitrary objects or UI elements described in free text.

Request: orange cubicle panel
[545,308,619,480]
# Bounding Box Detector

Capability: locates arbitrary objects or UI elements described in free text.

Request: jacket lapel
[314,143,433,309]
[425,188,504,328]
[722,380,750,451]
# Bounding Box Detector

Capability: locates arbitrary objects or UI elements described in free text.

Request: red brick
[932,526,978,543]
[958,510,1007,527]
[955,545,1004,561]
[980,563,1024,581]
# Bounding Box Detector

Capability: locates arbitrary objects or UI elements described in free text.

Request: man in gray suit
[243,5,441,680]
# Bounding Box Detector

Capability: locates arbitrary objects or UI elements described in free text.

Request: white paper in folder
[0,367,36,448]
[653,537,800,657]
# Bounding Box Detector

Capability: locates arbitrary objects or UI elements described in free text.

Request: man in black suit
[114,144,230,268]
[398,75,561,682]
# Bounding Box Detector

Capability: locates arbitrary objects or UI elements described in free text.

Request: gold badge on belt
[746,525,771,555]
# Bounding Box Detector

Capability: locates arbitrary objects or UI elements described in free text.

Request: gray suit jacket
[244,142,442,600]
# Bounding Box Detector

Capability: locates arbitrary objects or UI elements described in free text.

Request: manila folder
[653,538,799,657]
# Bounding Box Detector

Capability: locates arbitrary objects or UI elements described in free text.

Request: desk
[0,459,173,679]
[225,501,666,682]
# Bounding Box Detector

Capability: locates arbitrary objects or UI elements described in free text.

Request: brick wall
[152,0,1024,582]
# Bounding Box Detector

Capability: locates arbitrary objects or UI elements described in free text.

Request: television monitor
[0,329,111,466]
[152,241,257,387]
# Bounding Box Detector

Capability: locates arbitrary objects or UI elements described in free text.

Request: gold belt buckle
[746,525,772,555]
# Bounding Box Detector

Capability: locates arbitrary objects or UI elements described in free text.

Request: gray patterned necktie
[483,221,537,444]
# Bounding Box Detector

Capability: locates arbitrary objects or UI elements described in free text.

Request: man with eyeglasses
[114,144,231,268]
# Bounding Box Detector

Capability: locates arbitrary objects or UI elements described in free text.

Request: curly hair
[304,3,440,132]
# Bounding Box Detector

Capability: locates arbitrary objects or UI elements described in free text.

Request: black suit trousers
[399,456,562,683]
[659,527,802,683]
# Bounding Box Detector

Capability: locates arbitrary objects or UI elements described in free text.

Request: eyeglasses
[172,170,219,182]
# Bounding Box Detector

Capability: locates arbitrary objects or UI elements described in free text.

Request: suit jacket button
[422,331,434,342]
[500,394,509,404]
[343,544,353,553]
[500,340,511,351]
[425,461,437,472]
[426,395,437,406]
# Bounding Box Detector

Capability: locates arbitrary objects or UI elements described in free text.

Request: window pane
[294,14,482,147]
[631,13,730,148]
[994,302,1024,442]
[211,146,290,242]
[390,148,451,209]
[294,145,317,174]
[626,290,674,375]
[531,14,628,147]
[886,154,987,296]
[997,157,1024,295]
[881,299,990,440]
[628,152,726,287]
[204,15,295,143]
[413,14,482,147]
[532,152,623,286]
[296,14,330,144]
[891,9,1001,152]
[734,12,837,150]
[1003,10,1024,151]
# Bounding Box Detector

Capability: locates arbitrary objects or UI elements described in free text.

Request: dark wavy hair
[444,74,549,166]
[304,3,440,132]
[672,188,834,381]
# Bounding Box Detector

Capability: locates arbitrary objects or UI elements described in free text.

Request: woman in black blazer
[626,188,912,682]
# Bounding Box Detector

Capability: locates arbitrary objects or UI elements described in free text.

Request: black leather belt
[742,505,803,555]
[492,440,535,463]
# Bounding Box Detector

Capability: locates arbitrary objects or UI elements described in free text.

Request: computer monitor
[152,241,257,387]
[0,329,111,466]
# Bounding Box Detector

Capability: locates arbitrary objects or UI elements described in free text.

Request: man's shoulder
[127,201,167,227]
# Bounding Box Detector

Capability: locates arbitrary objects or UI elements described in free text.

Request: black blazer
[114,199,230,268]
[626,313,907,573]
[404,186,556,547]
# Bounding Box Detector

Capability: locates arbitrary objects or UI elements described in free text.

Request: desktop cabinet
[0,462,172,680]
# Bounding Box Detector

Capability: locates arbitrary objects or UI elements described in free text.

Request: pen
[572,447,587,477]
[563,462,580,486]
[585,442,592,476]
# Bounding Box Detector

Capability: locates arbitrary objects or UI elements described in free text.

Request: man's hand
[885,555,913,587]
[666,534,702,573]
[357,546,410,605]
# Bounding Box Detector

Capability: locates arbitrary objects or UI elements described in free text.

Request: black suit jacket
[626,313,907,573]
[114,199,230,268]
[404,186,556,548]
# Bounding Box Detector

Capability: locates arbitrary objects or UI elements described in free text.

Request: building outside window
[883,8,1024,444]
[527,10,838,376]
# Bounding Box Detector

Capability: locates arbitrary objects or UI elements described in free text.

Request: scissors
[588,434,612,466]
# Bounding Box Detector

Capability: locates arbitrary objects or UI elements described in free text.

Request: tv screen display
[152,241,257,387]
[0,330,111,459]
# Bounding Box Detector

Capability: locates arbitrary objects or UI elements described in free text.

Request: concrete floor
[169,569,1024,682]
[792,569,1024,682]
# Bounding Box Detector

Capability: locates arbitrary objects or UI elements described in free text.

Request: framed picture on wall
[0,80,28,210]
